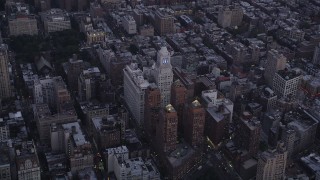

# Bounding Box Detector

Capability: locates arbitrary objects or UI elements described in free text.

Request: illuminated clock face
[162,57,169,64]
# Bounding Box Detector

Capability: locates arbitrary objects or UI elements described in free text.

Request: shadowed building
[156,104,178,153]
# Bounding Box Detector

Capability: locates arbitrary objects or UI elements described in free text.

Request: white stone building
[122,15,137,34]
[152,47,173,107]
[123,63,149,126]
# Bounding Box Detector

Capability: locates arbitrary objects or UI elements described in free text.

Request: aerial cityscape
[0,0,320,179]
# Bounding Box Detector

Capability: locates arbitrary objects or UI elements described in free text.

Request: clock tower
[154,47,173,107]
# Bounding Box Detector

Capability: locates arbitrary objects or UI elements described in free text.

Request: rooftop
[242,116,261,131]
[301,153,320,173]
[80,101,109,113]
[277,69,302,80]
[286,109,318,132]
[207,107,225,122]
[62,122,88,147]
[167,143,196,167]
[125,63,150,89]
[106,146,129,155]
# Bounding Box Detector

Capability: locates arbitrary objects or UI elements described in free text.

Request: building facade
[9,15,38,36]
[171,80,187,132]
[34,103,77,143]
[217,5,243,28]
[272,69,302,99]
[122,15,137,35]
[15,141,41,180]
[144,84,161,140]
[41,9,71,33]
[184,100,205,147]
[256,142,287,180]
[78,67,101,101]
[153,47,173,107]
[154,10,174,35]
[0,120,9,142]
[264,50,287,87]
[124,63,150,127]
[33,76,71,111]
[66,55,85,92]
[156,104,178,153]
[0,44,12,99]
[51,122,93,173]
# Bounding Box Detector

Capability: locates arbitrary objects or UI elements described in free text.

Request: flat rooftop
[167,143,196,167]
[62,122,88,147]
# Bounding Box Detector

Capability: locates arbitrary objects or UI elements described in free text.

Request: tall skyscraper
[236,112,261,157]
[0,44,12,99]
[272,69,302,99]
[281,129,295,158]
[184,100,205,147]
[156,104,178,152]
[256,142,287,180]
[123,63,150,127]
[153,47,173,107]
[264,50,287,87]
[66,54,84,92]
[171,80,187,132]
[144,84,161,140]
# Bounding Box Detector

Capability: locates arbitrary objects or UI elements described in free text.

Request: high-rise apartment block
[201,90,233,146]
[281,129,295,158]
[6,1,38,36]
[50,122,93,173]
[184,100,205,147]
[153,47,173,107]
[78,67,102,101]
[91,116,123,149]
[0,119,9,142]
[144,84,161,139]
[34,103,77,143]
[218,5,243,28]
[105,145,160,180]
[256,142,287,180]
[281,110,318,155]
[15,141,41,180]
[33,76,71,111]
[259,87,277,112]
[9,15,38,36]
[124,63,150,127]
[171,80,187,132]
[201,90,234,123]
[122,15,137,35]
[156,104,178,152]
[40,9,71,33]
[79,102,109,137]
[65,54,85,92]
[154,10,175,35]
[264,49,287,87]
[105,146,129,173]
[236,112,261,157]
[272,69,302,99]
[0,44,12,99]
